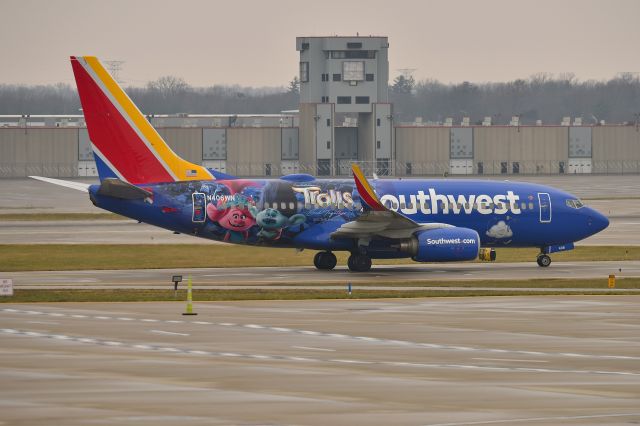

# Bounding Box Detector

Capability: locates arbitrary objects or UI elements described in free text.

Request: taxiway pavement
[6,260,640,290]
[1,296,639,425]
[1,176,639,245]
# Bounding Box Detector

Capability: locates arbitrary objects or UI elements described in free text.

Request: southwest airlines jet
[32,57,609,272]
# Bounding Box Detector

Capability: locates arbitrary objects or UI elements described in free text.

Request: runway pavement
[1,214,636,244]
[6,260,640,290]
[2,175,639,214]
[1,176,639,245]
[1,296,639,425]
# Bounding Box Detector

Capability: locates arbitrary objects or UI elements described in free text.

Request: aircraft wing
[331,165,450,239]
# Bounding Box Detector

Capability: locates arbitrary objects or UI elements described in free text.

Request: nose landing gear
[536,253,552,267]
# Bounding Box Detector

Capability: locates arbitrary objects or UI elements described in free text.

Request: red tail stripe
[71,58,174,184]
[354,177,385,211]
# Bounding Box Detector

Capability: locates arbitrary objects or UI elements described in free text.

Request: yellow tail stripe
[84,57,211,181]
[352,164,380,203]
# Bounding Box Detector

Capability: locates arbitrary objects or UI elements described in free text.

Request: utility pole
[105,60,125,84]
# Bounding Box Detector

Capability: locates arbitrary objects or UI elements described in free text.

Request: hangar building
[1,35,639,178]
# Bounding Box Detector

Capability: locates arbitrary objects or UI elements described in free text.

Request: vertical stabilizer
[71,56,213,184]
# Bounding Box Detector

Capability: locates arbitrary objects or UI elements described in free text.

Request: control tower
[296,36,392,176]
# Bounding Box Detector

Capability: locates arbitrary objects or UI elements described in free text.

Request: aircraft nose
[587,208,609,234]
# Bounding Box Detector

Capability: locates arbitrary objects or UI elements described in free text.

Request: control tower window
[366,73,374,81]
[343,61,364,81]
[355,96,370,104]
[299,62,309,82]
[331,51,375,59]
[337,96,351,104]
[333,73,341,82]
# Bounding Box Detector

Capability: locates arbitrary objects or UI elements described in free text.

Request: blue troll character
[248,206,306,240]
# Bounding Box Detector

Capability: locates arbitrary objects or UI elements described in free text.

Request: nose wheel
[536,254,551,267]
[313,251,337,270]
[347,253,372,272]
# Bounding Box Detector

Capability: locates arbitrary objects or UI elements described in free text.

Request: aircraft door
[538,192,551,223]
[192,192,206,223]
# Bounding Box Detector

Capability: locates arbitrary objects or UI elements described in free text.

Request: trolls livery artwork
[32,57,610,272]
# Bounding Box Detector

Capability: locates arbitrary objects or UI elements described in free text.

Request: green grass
[0,213,126,221]
[260,278,640,289]
[0,244,638,272]
[2,283,636,303]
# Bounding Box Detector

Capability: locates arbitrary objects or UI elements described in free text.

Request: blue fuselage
[89,177,609,258]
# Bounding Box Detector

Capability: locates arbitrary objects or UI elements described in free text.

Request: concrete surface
[1,176,639,214]
[0,219,215,244]
[1,176,638,245]
[1,296,639,425]
[1,215,636,245]
[5,261,640,290]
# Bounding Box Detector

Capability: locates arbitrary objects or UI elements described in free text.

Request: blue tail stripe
[94,154,118,181]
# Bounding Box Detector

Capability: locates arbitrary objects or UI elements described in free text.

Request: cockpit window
[566,199,585,209]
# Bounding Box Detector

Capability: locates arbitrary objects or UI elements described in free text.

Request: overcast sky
[1,0,639,87]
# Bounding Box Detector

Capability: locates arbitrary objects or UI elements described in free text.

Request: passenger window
[521,202,526,210]
[289,202,295,210]
[529,202,534,210]
[273,202,278,209]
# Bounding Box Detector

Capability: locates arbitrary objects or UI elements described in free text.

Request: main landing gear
[536,253,552,267]
[347,253,372,272]
[313,251,372,272]
[313,251,337,270]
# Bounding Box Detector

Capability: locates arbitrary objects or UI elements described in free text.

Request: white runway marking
[2,328,639,377]
[424,412,640,425]
[472,357,549,363]
[150,330,190,337]
[292,346,336,352]
[3,307,640,362]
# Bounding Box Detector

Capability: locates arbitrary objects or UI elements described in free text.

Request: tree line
[390,73,640,125]
[1,73,639,125]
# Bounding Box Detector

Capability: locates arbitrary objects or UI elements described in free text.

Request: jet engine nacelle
[408,227,480,262]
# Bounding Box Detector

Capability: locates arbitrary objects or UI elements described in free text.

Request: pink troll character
[206,180,257,242]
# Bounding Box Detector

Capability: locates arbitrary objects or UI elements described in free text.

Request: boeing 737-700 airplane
[32,56,609,272]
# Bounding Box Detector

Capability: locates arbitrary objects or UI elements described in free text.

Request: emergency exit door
[538,193,551,223]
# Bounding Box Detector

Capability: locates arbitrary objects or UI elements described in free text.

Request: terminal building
[1,35,640,178]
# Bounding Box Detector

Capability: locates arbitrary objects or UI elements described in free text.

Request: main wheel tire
[314,251,337,270]
[537,254,551,267]
[347,253,372,272]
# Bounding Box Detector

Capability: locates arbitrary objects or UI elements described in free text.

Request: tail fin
[71,56,213,184]
[351,164,386,211]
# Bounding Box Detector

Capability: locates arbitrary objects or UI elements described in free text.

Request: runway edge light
[182,275,197,316]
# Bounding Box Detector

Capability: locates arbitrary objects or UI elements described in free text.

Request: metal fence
[0,163,79,178]
[2,160,639,179]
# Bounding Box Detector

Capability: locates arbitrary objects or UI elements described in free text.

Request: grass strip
[1,244,639,272]
[0,213,126,221]
[1,286,636,303]
[259,278,640,289]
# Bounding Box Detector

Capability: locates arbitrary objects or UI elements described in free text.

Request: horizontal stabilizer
[29,176,90,192]
[97,178,152,199]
